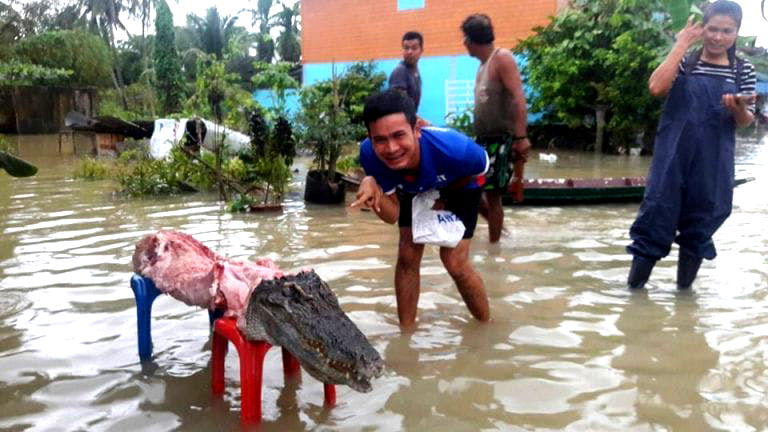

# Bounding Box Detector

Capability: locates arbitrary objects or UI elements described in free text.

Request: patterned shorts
[476,135,516,191]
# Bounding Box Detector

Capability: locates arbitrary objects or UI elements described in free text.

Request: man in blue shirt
[351,89,491,327]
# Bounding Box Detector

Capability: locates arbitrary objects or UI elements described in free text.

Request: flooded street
[1,134,767,431]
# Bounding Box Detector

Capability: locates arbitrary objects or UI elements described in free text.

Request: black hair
[362,89,417,132]
[461,13,495,44]
[686,0,743,75]
[402,31,423,48]
[703,0,743,66]
[703,0,742,28]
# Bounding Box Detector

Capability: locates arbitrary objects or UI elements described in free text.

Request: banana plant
[666,0,703,30]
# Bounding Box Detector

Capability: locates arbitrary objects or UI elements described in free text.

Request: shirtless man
[462,13,531,243]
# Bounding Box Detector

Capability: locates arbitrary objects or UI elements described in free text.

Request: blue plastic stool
[130,274,223,360]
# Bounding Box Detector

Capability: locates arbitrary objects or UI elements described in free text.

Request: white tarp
[149,119,180,160]
[149,118,251,159]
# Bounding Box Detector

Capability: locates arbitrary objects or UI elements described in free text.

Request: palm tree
[0,1,82,42]
[78,0,142,108]
[186,7,239,60]
[0,3,23,44]
[242,0,275,63]
[275,2,300,62]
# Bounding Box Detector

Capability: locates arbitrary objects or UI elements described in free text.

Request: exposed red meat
[132,230,283,330]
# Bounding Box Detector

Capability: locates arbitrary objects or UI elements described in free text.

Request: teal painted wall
[302,55,481,126]
[253,89,301,116]
[254,54,541,127]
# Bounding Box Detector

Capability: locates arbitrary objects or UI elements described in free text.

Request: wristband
[511,135,527,141]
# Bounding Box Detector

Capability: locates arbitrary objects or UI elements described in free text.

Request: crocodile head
[245,270,384,392]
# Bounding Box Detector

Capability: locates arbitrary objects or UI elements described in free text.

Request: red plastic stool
[210,317,336,423]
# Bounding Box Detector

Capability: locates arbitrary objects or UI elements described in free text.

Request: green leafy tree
[251,61,299,116]
[0,60,73,86]
[298,63,385,182]
[271,116,296,166]
[0,3,20,46]
[737,37,768,73]
[184,55,255,130]
[254,155,290,205]
[178,8,253,88]
[0,1,85,44]
[12,30,112,86]
[247,108,270,158]
[153,0,183,114]
[78,0,142,108]
[275,2,301,62]
[222,26,258,89]
[244,108,296,170]
[663,0,703,30]
[118,35,154,85]
[1,1,49,41]
[517,0,670,152]
[186,7,239,60]
[243,0,275,63]
[98,82,157,120]
[335,62,387,127]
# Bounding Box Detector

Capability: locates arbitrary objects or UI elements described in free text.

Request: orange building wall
[301,0,559,63]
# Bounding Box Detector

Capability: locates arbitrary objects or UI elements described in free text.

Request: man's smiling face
[369,113,421,171]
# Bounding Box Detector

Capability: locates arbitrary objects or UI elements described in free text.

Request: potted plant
[297,63,385,204]
[227,108,296,212]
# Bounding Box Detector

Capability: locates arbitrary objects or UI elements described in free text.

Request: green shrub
[0,134,16,154]
[0,60,73,86]
[254,156,291,205]
[445,107,475,138]
[336,154,361,175]
[98,83,157,120]
[73,157,112,180]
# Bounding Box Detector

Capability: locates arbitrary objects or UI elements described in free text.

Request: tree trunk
[106,1,129,110]
[594,105,606,154]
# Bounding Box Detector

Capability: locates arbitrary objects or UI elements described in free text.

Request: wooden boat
[341,175,754,206]
[503,176,754,205]
[504,177,645,205]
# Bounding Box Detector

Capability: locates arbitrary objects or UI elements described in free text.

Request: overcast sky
[733,0,768,46]
[130,0,767,47]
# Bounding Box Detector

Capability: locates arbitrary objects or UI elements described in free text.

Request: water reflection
[612,292,719,430]
[0,135,766,430]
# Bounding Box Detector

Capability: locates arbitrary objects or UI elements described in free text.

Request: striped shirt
[678,57,757,113]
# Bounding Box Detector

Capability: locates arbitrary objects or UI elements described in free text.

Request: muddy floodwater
[1,134,767,431]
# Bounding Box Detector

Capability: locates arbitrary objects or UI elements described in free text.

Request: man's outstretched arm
[350,176,400,224]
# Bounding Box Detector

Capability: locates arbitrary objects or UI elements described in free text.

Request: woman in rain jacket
[627,0,757,290]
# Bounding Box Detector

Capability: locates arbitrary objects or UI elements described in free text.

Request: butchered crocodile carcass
[131,230,384,392]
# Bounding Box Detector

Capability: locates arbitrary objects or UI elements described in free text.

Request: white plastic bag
[411,189,466,248]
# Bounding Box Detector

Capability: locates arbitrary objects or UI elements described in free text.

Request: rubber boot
[628,255,656,290]
[677,249,702,290]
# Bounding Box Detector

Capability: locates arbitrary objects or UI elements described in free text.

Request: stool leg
[130,274,160,361]
[323,383,336,406]
[211,330,227,395]
[208,308,225,327]
[238,341,270,424]
[281,347,301,377]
